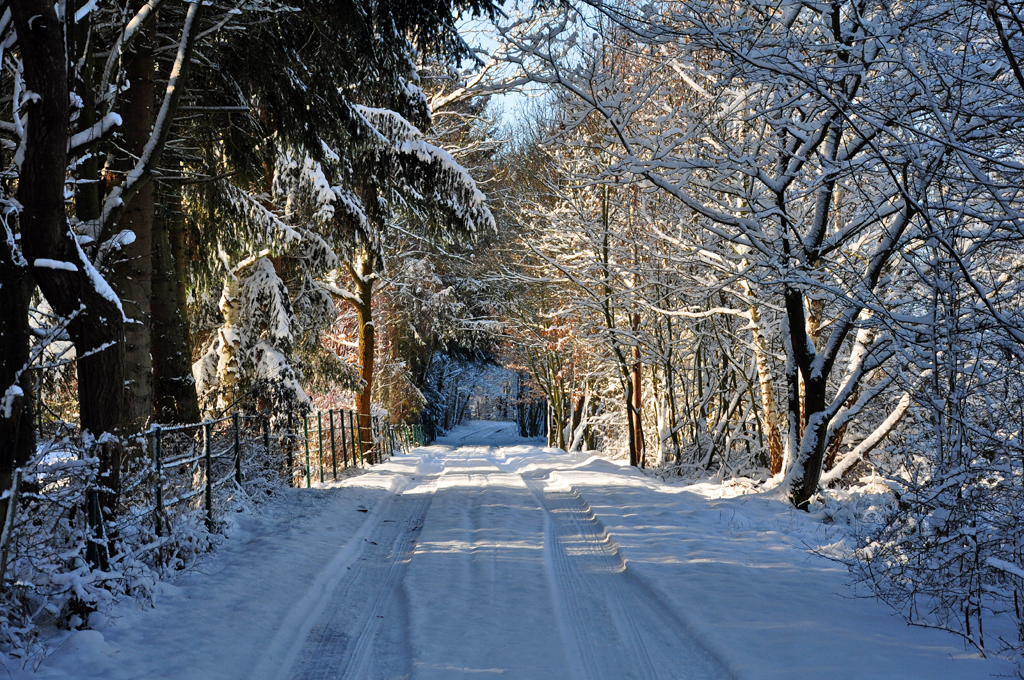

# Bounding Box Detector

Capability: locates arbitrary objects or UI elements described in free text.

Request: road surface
[258,420,729,680]
[22,420,1005,680]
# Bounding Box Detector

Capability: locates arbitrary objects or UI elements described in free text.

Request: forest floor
[6,420,1011,680]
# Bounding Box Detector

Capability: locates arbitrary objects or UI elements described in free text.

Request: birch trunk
[744,293,785,475]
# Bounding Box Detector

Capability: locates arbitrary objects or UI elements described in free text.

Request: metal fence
[0,409,428,653]
[132,410,428,538]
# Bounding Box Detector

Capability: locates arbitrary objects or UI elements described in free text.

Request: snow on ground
[6,421,1011,679]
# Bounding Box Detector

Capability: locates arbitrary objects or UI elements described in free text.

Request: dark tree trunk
[152,185,200,423]
[0,250,35,521]
[624,375,637,466]
[110,7,156,432]
[628,313,645,467]
[784,287,829,509]
[11,0,125,511]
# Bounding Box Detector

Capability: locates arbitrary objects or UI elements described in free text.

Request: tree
[181,0,498,454]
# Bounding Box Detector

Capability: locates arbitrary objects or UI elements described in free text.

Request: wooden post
[341,409,349,467]
[317,411,324,483]
[286,407,294,486]
[303,413,311,488]
[154,426,163,537]
[233,412,242,486]
[329,409,337,479]
[351,410,363,466]
[204,421,214,531]
[372,416,378,464]
[263,416,270,457]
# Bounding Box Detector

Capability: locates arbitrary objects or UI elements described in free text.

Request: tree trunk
[0,249,35,521]
[70,0,100,225]
[352,252,375,460]
[745,296,785,475]
[11,0,125,512]
[110,7,156,432]
[215,278,242,411]
[783,288,829,509]
[152,185,200,423]
[629,313,645,467]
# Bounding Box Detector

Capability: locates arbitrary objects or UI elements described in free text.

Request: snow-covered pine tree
[179,0,498,439]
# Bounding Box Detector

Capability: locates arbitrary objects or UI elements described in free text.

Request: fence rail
[0,407,430,655]
[126,409,428,542]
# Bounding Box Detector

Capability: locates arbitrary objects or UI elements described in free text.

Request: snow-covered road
[260,420,726,680]
[15,421,1010,679]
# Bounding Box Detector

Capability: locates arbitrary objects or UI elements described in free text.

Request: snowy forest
[2,0,1024,673]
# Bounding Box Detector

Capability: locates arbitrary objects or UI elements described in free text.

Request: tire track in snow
[248,476,407,680]
[290,478,436,680]
[252,475,436,680]
[523,476,733,680]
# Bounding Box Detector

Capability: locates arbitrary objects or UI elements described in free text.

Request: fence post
[264,416,271,457]
[233,412,242,486]
[154,426,164,537]
[204,421,214,532]
[358,411,366,464]
[287,407,294,486]
[303,413,311,488]
[84,442,110,570]
[348,409,360,466]
[377,417,383,464]
[341,409,349,468]
[329,409,337,479]
[376,417,383,464]
[372,417,378,464]
[317,411,324,483]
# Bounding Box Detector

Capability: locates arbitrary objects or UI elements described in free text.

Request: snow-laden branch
[821,392,910,485]
[68,112,121,154]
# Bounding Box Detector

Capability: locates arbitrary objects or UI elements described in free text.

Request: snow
[1,382,23,419]
[68,112,121,151]
[988,557,1024,581]
[9,421,1010,679]
[32,258,79,272]
[73,0,98,22]
[72,232,127,321]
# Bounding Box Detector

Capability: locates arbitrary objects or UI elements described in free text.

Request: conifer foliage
[0,0,499,493]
